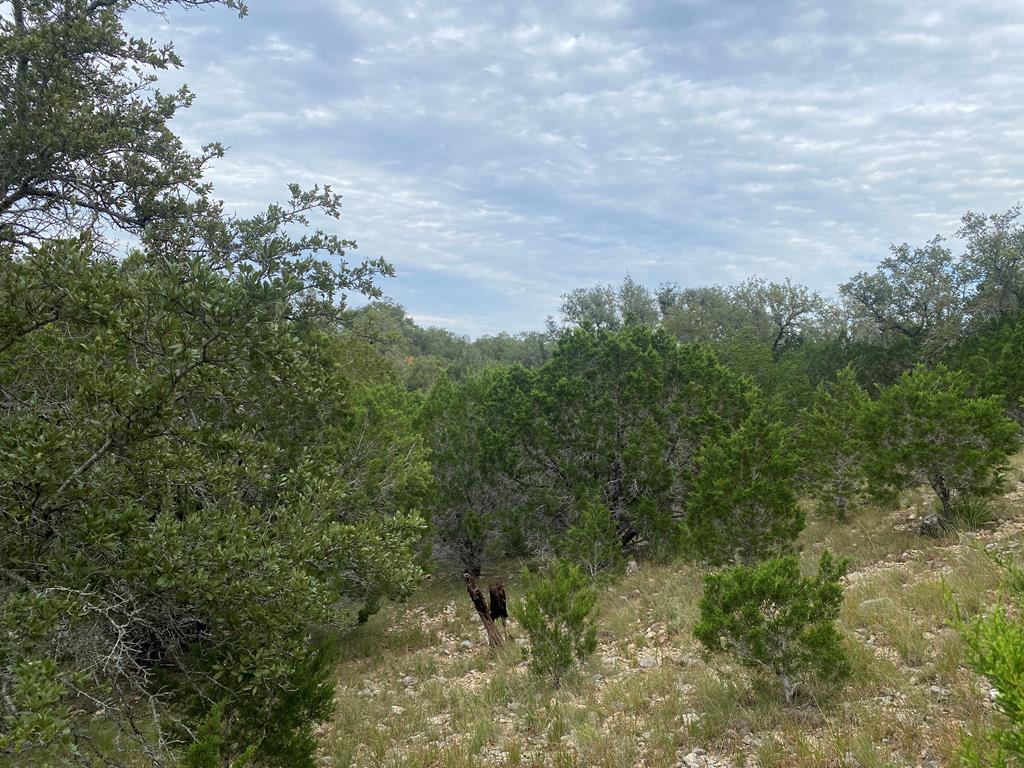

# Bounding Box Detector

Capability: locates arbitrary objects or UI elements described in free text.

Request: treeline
[2,1,1023,766]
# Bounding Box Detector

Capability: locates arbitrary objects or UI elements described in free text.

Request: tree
[685,409,804,564]
[840,237,965,355]
[0,236,427,765]
[419,369,522,575]
[514,561,599,686]
[797,366,871,519]
[958,205,1024,324]
[0,0,246,250]
[0,1,427,763]
[694,551,850,704]
[863,364,1021,521]
[732,277,826,355]
[946,309,1024,425]
[506,326,755,557]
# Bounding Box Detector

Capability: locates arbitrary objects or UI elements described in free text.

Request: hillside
[318,460,1024,768]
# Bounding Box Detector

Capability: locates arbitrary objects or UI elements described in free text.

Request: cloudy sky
[144,0,1024,336]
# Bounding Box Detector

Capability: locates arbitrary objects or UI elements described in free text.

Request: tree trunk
[464,573,504,648]
[930,474,953,521]
[777,668,799,705]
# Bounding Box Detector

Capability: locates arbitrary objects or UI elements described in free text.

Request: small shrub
[514,561,599,686]
[949,495,997,531]
[559,494,625,579]
[694,551,850,704]
[956,555,1024,766]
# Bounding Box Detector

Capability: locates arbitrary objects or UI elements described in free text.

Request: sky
[142,0,1024,336]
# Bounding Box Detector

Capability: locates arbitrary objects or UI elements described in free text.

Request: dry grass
[319,465,1024,768]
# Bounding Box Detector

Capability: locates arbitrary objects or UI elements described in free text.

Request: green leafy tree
[0,236,427,765]
[514,561,599,686]
[0,1,428,763]
[797,366,871,519]
[840,237,965,356]
[419,369,522,575]
[863,364,1021,521]
[0,0,246,249]
[958,205,1024,324]
[507,326,755,557]
[695,551,850,704]
[946,309,1024,424]
[686,410,804,564]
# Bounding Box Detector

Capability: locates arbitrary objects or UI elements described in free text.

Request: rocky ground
[319,475,1024,768]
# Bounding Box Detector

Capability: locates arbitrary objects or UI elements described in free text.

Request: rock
[390,705,405,715]
[680,711,700,726]
[683,749,707,767]
[460,639,473,649]
[638,653,658,669]
[919,513,944,537]
[858,597,893,611]
[626,559,640,575]
[401,675,416,687]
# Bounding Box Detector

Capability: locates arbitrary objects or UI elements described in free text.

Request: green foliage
[558,494,626,580]
[418,368,519,574]
[956,556,1024,766]
[0,237,427,763]
[686,409,804,564]
[509,326,756,556]
[797,366,871,519]
[514,561,599,686]
[862,364,1021,520]
[0,0,246,250]
[695,551,850,704]
[946,309,1024,424]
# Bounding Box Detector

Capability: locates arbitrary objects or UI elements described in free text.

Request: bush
[957,555,1024,766]
[686,409,804,564]
[558,494,625,580]
[863,364,1020,523]
[514,561,599,686]
[949,495,997,531]
[694,551,850,704]
[797,366,871,520]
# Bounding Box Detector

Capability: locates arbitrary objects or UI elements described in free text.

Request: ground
[319,460,1024,768]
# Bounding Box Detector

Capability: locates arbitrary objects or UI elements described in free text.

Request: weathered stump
[464,572,505,648]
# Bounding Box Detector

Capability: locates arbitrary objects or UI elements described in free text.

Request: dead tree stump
[464,572,505,648]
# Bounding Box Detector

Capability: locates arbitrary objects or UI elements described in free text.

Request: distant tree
[840,237,965,355]
[560,283,621,330]
[958,205,1024,324]
[686,409,804,564]
[515,561,599,686]
[863,364,1021,521]
[797,366,872,519]
[617,274,660,327]
[732,277,826,354]
[695,551,850,704]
